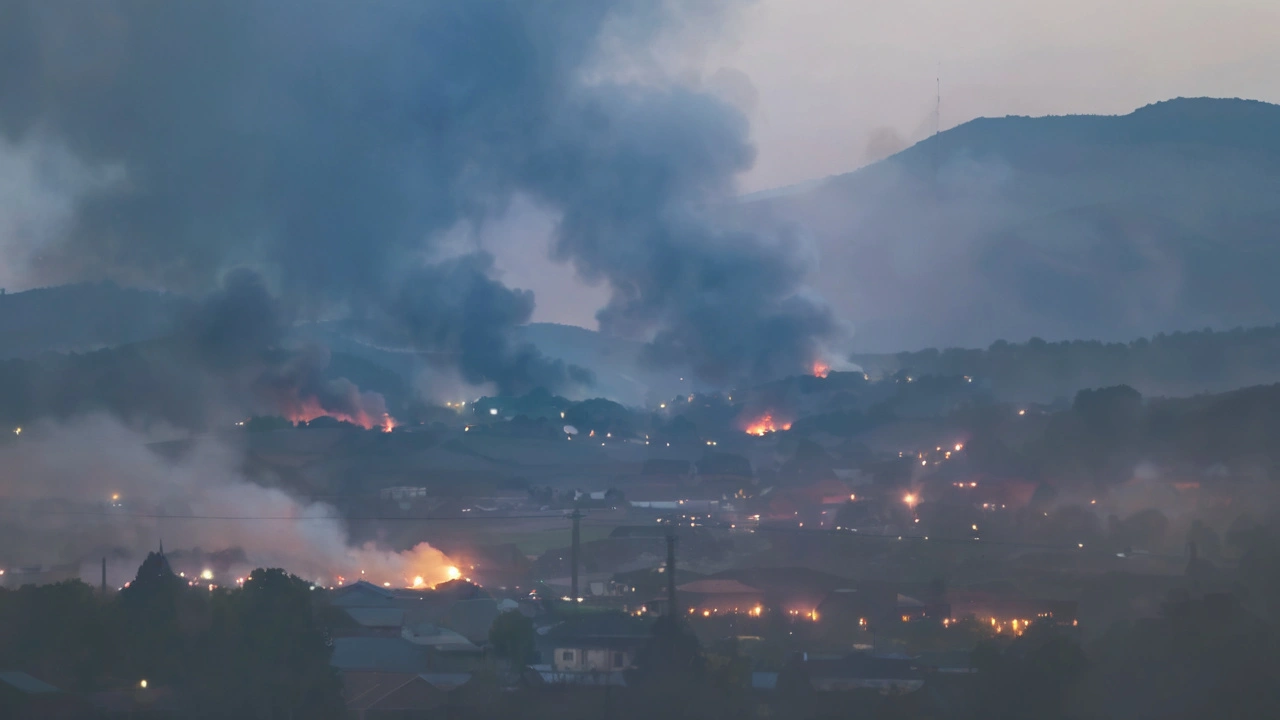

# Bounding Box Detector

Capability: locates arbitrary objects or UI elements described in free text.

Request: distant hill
[0,282,185,359]
[745,97,1280,352]
[512,323,691,406]
[10,98,1280,400]
[0,332,412,431]
[853,324,1280,404]
[293,322,691,408]
[0,281,672,407]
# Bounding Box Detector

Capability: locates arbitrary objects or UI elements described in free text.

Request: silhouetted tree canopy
[489,610,536,665]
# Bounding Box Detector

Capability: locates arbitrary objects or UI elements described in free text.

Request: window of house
[561,650,575,662]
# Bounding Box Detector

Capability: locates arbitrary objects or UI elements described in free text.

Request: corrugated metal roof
[418,673,472,689]
[403,624,479,651]
[331,581,397,607]
[331,637,428,674]
[342,671,417,708]
[345,607,405,628]
[439,599,500,643]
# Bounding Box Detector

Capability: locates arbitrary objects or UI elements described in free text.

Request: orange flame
[812,361,830,378]
[284,398,396,432]
[744,413,791,436]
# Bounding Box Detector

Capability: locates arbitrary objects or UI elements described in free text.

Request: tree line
[858,325,1280,402]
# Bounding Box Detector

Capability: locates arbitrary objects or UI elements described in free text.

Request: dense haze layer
[721,0,1280,192]
[0,415,452,587]
[747,98,1280,351]
[0,0,834,390]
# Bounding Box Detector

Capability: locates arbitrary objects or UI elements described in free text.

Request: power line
[11,508,1184,559]
[580,520,1183,559]
[5,509,575,522]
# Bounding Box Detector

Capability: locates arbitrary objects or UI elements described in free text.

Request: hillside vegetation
[748,98,1280,352]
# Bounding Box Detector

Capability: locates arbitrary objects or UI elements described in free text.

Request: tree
[775,652,813,717]
[970,628,1089,720]
[697,451,753,478]
[1076,593,1280,720]
[489,610,536,665]
[0,581,121,693]
[1110,508,1169,552]
[779,440,836,483]
[631,616,704,688]
[120,551,198,687]
[195,569,342,719]
[1187,520,1222,560]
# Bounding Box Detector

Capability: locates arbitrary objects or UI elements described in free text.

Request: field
[405,513,629,557]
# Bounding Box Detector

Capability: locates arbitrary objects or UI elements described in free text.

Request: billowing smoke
[863,127,908,165]
[0,415,453,587]
[178,268,396,430]
[367,253,594,396]
[532,86,837,383]
[0,0,834,390]
[257,347,393,431]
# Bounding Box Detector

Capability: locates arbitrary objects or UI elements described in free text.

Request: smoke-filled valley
[4,2,1280,719]
[0,415,455,589]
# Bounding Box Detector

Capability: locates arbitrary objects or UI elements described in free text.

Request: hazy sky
[486,0,1280,328]
[4,0,1278,334]
[722,0,1280,192]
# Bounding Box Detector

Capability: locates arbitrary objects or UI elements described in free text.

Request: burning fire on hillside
[812,361,831,378]
[744,413,792,436]
[256,347,397,432]
[284,399,396,432]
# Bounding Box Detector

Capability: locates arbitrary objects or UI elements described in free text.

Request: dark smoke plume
[177,268,285,373]
[189,269,395,429]
[0,0,833,389]
[256,345,392,430]
[0,268,386,431]
[368,253,594,396]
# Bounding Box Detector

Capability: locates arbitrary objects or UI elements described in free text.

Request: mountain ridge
[4,98,1279,395]
[744,97,1280,352]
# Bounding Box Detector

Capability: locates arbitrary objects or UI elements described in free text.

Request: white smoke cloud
[0,414,452,588]
[413,364,495,409]
[0,135,124,291]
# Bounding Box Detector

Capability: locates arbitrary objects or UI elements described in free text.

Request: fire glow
[336,545,459,591]
[812,361,831,379]
[744,413,791,436]
[284,399,396,432]
[410,566,460,589]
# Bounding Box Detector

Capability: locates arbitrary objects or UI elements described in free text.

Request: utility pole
[665,531,678,616]
[570,509,583,601]
[101,557,107,597]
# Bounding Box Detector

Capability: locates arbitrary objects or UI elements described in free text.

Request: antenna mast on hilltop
[932,62,942,196]
[935,62,942,138]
